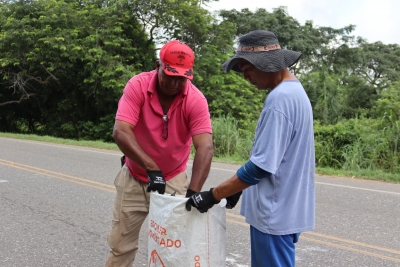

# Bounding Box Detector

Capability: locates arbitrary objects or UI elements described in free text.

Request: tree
[0,0,155,139]
[217,7,357,75]
[375,82,400,120]
[354,41,400,94]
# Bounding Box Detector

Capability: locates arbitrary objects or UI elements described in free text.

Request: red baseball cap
[159,40,195,80]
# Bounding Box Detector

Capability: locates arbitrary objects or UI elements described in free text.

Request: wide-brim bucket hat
[222,30,302,73]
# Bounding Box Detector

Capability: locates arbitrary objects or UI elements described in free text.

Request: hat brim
[163,65,194,80]
[222,49,302,73]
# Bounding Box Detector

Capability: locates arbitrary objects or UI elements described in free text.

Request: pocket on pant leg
[107,219,122,254]
[112,166,146,221]
[122,176,150,212]
[108,210,148,255]
[108,171,149,255]
[165,171,188,195]
[114,165,129,191]
[111,169,128,222]
[107,189,126,252]
[120,209,148,237]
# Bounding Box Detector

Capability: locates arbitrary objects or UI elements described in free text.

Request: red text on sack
[150,220,167,235]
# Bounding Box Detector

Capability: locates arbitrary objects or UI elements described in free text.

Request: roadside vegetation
[2,112,399,183]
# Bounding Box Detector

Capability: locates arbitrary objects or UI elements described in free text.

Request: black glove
[225,191,242,209]
[146,170,166,194]
[185,189,197,198]
[120,155,125,167]
[185,188,220,213]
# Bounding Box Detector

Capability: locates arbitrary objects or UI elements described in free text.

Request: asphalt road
[0,137,399,267]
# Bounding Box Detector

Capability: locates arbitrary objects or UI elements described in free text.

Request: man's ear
[155,60,161,69]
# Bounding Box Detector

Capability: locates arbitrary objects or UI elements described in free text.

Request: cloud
[353,0,400,44]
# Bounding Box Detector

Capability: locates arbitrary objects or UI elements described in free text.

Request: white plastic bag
[148,192,226,267]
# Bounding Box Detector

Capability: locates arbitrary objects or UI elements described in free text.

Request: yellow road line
[226,211,400,262]
[306,231,400,255]
[2,158,400,262]
[227,218,248,227]
[226,213,400,256]
[0,159,115,192]
[301,236,400,263]
[226,218,400,263]
[226,213,245,220]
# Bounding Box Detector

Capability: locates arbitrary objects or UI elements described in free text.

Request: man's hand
[185,189,197,198]
[185,188,220,213]
[146,170,166,194]
[226,191,242,209]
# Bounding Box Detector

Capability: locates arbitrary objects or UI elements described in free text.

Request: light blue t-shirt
[240,80,315,235]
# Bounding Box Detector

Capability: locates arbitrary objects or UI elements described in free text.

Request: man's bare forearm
[213,175,250,201]
[113,121,159,171]
[189,144,213,191]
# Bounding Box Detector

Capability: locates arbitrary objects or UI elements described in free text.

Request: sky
[205,0,400,45]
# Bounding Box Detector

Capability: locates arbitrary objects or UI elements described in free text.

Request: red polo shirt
[116,70,212,182]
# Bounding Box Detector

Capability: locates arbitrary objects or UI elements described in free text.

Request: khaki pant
[104,165,188,267]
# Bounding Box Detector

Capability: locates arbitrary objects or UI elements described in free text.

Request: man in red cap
[104,40,213,267]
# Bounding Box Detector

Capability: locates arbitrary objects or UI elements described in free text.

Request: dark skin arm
[212,174,250,201]
[113,120,213,191]
[112,120,160,171]
[189,133,213,192]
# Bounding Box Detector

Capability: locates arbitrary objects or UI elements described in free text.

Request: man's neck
[281,68,297,81]
[268,69,297,91]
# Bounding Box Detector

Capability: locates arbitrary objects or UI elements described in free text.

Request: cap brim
[222,49,302,73]
[163,66,193,80]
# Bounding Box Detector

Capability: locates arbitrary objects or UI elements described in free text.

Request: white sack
[148,192,226,267]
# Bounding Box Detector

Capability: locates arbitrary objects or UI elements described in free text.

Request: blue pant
[250,226,300,267]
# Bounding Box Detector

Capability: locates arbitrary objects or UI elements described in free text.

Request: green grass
[0,132,119,150]
[316,167,400,183]
[1,132,399,183]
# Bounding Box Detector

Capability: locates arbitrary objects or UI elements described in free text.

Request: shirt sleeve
[115,76,145,126]
[237,159,272,185]
[250,108,293,174]
[186,90,212,136]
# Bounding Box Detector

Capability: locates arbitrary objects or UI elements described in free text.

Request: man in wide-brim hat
[186,30,316,267]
